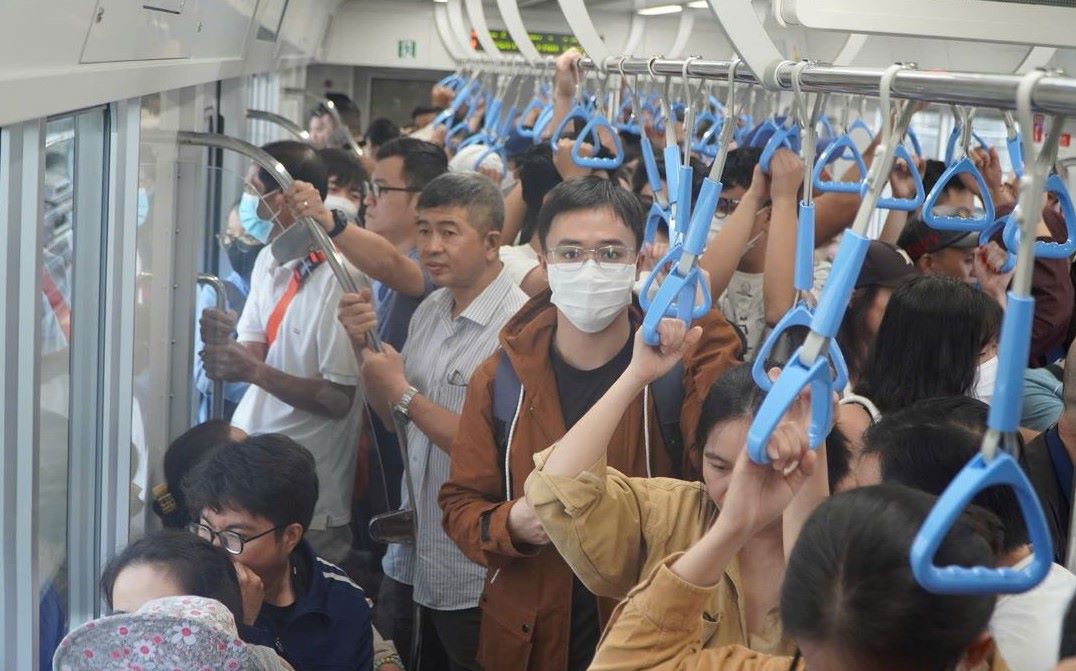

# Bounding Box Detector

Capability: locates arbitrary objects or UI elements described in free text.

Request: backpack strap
[492,350,524,500]
[650,361,685,477]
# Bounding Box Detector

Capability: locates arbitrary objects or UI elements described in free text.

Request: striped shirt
[381,264,528,610]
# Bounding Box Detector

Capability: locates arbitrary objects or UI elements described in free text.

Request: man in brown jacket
[439,177,743,671]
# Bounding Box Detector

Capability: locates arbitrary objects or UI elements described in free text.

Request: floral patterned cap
[53,595,261,671]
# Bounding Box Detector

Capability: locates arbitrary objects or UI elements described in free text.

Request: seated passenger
[184,433,374,671]
[97,530,292,670]
[319,147,368,222]
[337,172,528,670]
[200,141,363,564]
[55,595,293,671]
[438,177,743,671]
[151,419,237,528]
[526,343,827,659]
[591,475,1008,671]
[862,396,1076,671]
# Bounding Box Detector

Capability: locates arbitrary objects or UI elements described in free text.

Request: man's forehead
[548,207,631,242]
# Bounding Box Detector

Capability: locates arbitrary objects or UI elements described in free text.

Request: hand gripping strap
[1002,174,1076,260]
[759,124,801,174]
[875,144,926,212]
[548,104,589,152]
[751,305,849,393]
[571,115,625,169]
[746,349,833,463]
[639,262,712,346]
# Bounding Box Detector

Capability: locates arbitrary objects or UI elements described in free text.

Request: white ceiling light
[686,1,709,7]
[637,4,683,15]
[433,0,448,3]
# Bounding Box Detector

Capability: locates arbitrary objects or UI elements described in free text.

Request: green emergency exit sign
[398,39,417,58]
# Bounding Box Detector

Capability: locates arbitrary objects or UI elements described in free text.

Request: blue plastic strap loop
[531,104,556,144]
[875,144,926,212]
[1002,174,1076,260]
[571,116,625,169]
[922,157,997,232]
[548,105,590,152]
[445,120,473,151]
[458,131,494,150]
[497,105,519,139]
[515,99,546,139]
[664,145,682,204]
[910,452,1053,594]
[639,262,712,346]
[988,294,1035,433]
[794,203,816,292]
[759,124,801,174]
[810,231,871,339]
[751,307,849,393]
[748,119,780,148]
[978,216,1018,273]
[734,114,754,146]
[818,116,835,141]
[847,117,874,141]
[812,135,868,194]
[673,164,695,244]
[640,136,663,196]
[684,177,720,255]
[746,350,833,462]
[473,145,508,179]
[1008,135,1024,178]
[644,202,672,246]
[905,127,923,158]
[944,127,990,166]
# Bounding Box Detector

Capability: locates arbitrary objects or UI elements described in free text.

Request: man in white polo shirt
[200,141,362,565]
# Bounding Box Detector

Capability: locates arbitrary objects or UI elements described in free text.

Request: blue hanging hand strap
[812,134,868,194]
[1003,172,1076,260]
[644,202,673,246]
[874,144,926,211]
[944,126,991,165]
[905,127,923,158]
[747,118,781,148]
[548,104,589,152]
[847,116,874,141]
[922,157,997,232]
[515,98,546,139]
[692,111,722,157]
[473,144,508,179]
[911,70,1058,596]
[639,175,719,345]
[1009,135,1025,178]
[531,104,556,144]
[759,123,801,173]
[572,115,625,169]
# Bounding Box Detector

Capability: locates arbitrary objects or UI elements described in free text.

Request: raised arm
[700,168,769,299]
[760,149,805,326]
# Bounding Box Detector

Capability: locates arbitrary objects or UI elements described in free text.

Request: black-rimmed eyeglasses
[189,522,285,555]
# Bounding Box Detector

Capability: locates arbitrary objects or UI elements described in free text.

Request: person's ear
[957,632,995,671]
[916,253,933,273]
[282,523,304,554]
[485,229,501,254]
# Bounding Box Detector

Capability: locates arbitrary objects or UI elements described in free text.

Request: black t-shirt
[257,550,311,653]
[550,335,633,671]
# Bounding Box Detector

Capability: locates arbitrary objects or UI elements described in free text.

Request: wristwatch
[328,208,350,238]
[392,385,420,424]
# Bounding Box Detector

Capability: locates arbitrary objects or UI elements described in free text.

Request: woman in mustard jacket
[525,320,830,655]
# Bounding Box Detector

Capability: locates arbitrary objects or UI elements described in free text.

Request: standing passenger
[337,173,528,669]
[200,141,361,565]
[438,177,742,671]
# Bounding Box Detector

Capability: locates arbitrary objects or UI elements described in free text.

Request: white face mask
[547,260,636,333]
[971,355,999,403]
[324,194,359,220]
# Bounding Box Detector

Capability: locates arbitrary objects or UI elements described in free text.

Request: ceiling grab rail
[910,70,1056,595]
[746,63,918,463]
[752,62,848,392]
[638,59,744,346]
[245,109,311,143]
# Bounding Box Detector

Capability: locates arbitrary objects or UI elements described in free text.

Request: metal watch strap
[393,385,419,420]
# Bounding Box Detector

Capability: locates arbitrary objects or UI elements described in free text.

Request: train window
[369,77,438,127]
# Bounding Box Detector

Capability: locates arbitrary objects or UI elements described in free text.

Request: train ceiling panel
[775,0,1076,49]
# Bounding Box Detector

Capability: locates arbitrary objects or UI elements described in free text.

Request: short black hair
[412,105,443,120]
[159,420,233,529]
[688,364,763,478]
[418,172,505,233]
[923,159,970,196]
[258,140,329,200]
[863,396,1028,551]
[517,144,562,245]
[325,92,361,135]
[376,137,448,192]
[366,117,401,148]
[629,154,706,203]
[783,485,998,670]
[183,434,319,532]
[319,147,368,191]
[720,147,762,192]
[535,176,644,252]
[100,531,243,621]
[1061,592,1076,658]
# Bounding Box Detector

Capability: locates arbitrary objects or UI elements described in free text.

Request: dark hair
[100,531,244,620]
[417,172,505,232]
[376,137,448,191]
[629,154,706,203]
[825,424,852,493]
[687,364,764,477]
[411,105,443,120]
[854,275,990,414]
[159,420,233,529]
[324,92,361,134]
[319,147,368,192]
[258,140,329,200]
[863,396,1028,551]
[535,176,644,252]
[923,159,970,197]
[366,117,401,148]
[782,485,998,669]
[836,285,884,386]
[183,434,319,532]
[517,144,561,244]
[308,102,334,122]
[720,147,762,192]
[975,289,1004,351]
